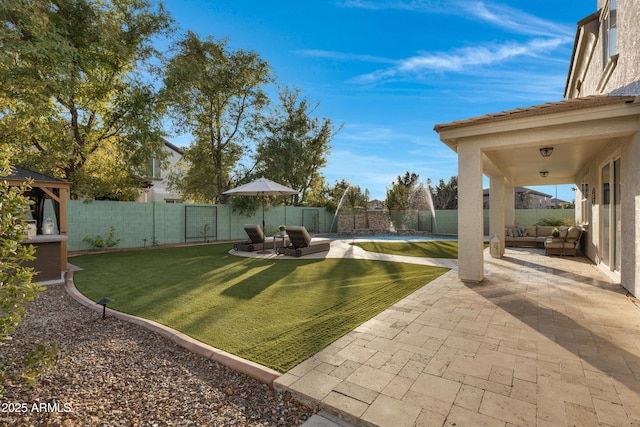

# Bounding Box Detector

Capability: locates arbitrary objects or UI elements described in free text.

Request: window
[602,0,617,65]
[148,158,161,179]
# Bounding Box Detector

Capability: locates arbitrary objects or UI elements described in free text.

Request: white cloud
[296,49,394,64]
[352,37,570,84]
[462,2,575,37]
[339,0,574,38]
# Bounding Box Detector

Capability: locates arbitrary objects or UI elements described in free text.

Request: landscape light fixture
[540,170,549,178]
[539,147,554,157]
[96,297,114,320]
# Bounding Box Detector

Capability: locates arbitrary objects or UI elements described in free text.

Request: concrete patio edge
[63,268,282,386]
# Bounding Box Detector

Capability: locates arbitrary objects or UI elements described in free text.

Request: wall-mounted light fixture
[539,147,554,157]
[540,170,549,178]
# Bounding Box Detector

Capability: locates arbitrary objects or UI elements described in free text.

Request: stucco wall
[581,1,640,96]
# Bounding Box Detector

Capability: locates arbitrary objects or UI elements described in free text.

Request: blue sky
[160,0,596,203]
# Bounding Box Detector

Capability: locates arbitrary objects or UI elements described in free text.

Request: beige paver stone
[489,364,514,386]
[289,357,323,377]
[365,336,404,354]
[381,375,414,400]
[513,355,537,383]
[536,392,567,425]
[361,394,421,427]
[462,375,512,397]
[510,378,536,405]
[330,359,361,380]
[612,380,640,420]
[364,350,391,369]
[333,380,378,405]
[403,390,451,417]
[346,364,395,392]
[447,352,493,380]
[593,397,630,426]
[398,359,427,379]
[335,343,376,364]
[322,391,369,419]
[289,370,342,401]
[453,383,484,411]
[480,390,536,427]
[379,360,405,375]
[537,375,594,408]
[395,328,430,347]
[411,372,461,405]
[413,408,448,427]
[444,405,506,427]
[564,402,599,427]
[273,372,298,388]
[444,334,482,353]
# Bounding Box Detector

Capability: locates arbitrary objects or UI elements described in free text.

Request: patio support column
[504,180,515,228]
[458,143,484,282]
[489,176,506,255]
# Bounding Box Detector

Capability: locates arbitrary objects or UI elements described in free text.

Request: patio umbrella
[223,177,298,252]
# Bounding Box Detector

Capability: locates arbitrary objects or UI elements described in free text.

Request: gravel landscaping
[0,284,316,426]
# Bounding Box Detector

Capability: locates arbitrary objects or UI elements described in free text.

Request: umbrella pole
[258,194,270,254]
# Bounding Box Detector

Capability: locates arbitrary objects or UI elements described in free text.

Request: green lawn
[353,240,460,258]
[352,240,489,258]
[72,244,448,372]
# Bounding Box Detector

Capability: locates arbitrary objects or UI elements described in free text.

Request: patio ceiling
[435,95,640,186]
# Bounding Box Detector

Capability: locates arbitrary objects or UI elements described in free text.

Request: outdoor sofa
[276,226,331,257]
[233,224,288,252]
[505,225,583,256]
[505,225,575,248]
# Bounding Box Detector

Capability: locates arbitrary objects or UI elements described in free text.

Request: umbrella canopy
[222,177,299,197]
[223,178,298,252]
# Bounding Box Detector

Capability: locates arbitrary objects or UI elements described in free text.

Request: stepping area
[275,247,640,426]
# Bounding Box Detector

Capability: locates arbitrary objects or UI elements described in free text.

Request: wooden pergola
[1,166,70,277]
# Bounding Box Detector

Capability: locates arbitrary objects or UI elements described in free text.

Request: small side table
[274,234,289,254]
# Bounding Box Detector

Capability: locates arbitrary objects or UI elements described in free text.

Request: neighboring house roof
[163,139,184,155]
[434,95,637,133]
[483,187,552,198]
[1,166,68,185]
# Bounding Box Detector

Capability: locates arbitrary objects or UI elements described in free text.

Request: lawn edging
[63,266,282,386]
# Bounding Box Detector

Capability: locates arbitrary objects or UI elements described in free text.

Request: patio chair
[233,224,288,252]
[544,226,583,256]
[276,225,330,257]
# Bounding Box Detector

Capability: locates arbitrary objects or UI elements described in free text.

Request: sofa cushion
[537,226,555,236]
[558,226,569,239]
[526,226,536,237]
[565,226,581,243]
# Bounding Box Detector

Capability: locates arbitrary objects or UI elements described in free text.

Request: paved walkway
[273,246,640,427]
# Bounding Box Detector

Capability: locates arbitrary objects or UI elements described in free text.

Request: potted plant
[552,227,560,238]
[278,225,286,236]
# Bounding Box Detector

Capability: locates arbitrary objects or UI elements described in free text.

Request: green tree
[0,0,173,200]
[0,145,57,397]
[162,31,272,203]
[255,87,339,205]
[385,172,419,211]
[321,179,370,214]
[428,176,458,209]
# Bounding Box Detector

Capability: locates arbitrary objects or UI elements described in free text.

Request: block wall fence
[62,200,574,251]
[65,200,333,251]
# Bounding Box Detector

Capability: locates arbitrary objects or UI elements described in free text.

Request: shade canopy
[222,177,298,197]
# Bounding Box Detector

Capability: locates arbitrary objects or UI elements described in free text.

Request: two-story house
[435,0,640,296]
[137,140,184,203]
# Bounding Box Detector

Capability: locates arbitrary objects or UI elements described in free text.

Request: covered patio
[435,95,640,295]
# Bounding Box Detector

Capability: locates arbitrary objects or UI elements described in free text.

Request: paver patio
[275,247,640,426]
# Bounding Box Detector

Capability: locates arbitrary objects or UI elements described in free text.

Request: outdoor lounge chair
[544,225,583,256]
[233,224,288,252]
[276,225,331,257]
